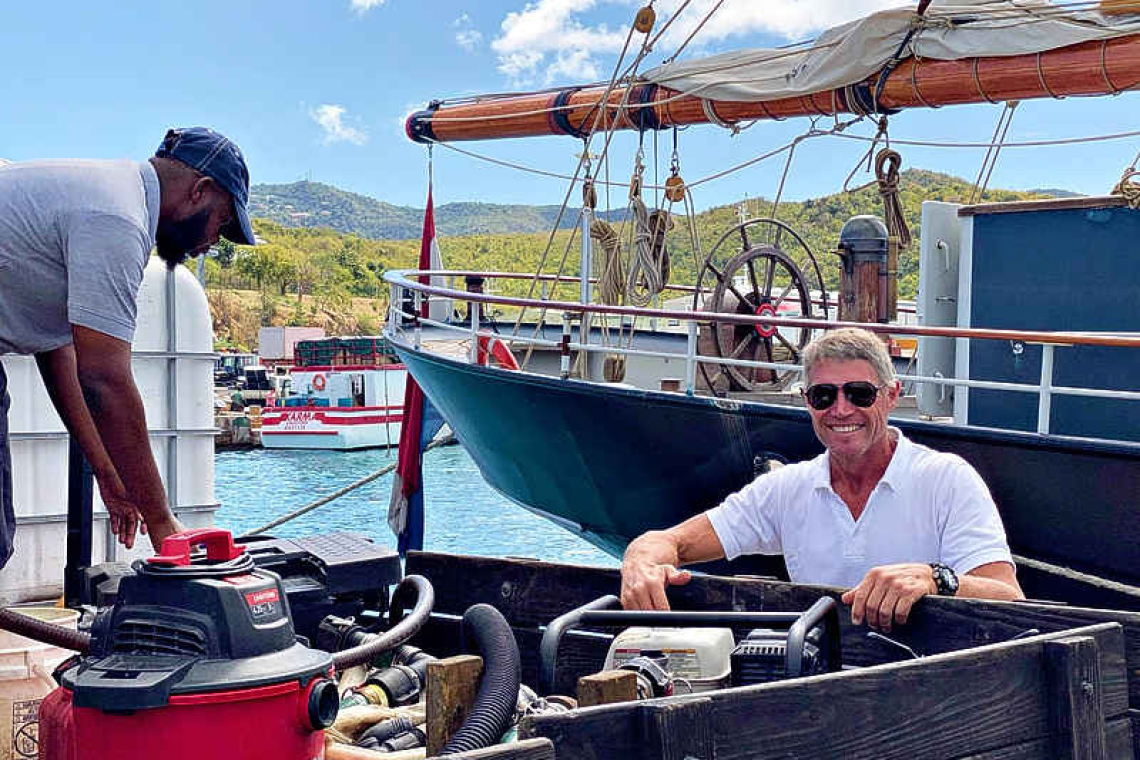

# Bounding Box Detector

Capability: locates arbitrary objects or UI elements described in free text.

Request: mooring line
[246,435,454,536]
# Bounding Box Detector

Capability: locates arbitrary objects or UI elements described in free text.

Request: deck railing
[383,269,1140,437]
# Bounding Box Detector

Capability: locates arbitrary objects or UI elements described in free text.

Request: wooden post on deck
[1045,636,1108,760]
[426,655,484,756]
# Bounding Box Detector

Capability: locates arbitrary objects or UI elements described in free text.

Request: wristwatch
[929,563,959,596]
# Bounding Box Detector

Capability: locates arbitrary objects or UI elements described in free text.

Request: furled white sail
[642,0,1140,102]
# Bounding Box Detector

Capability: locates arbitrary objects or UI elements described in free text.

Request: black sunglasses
[802,381,886,411]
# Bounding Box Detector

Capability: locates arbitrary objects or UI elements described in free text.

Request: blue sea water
[213,444,618,567]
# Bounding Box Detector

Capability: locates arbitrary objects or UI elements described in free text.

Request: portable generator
[39,529,339,760]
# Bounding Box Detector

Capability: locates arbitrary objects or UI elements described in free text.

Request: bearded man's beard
[155,209,211,269]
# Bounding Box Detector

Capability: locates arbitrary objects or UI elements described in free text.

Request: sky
[4,0,1140,215]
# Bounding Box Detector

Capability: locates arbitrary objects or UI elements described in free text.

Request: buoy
[476,336,520,370]
[312,373,327,391]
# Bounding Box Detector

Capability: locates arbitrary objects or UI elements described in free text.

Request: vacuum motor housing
[40,529,338,760]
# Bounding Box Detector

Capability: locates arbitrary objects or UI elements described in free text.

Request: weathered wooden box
[408,552,1140,760]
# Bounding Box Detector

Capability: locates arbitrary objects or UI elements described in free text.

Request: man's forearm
[958,573,1024,601]
[623,530,682,568]
[35,348,119,482]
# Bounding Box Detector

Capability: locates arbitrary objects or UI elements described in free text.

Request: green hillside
[210,169,1054,348]
[250,181,592,238]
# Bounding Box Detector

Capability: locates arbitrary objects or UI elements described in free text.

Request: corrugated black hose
[440,603,521,755]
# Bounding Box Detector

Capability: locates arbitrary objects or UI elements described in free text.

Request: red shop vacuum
[39,529,339,760]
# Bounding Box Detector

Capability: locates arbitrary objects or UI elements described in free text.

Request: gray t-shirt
[0,159,159,355]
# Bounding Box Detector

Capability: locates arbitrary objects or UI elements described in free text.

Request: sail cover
[642,0,1140,102]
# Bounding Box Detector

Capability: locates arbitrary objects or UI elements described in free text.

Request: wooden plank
[426,655,483,757]
[523,624,1128,760]
[1046,637,1109,760]
[437,738,557,760]
[951,715,1133,759]
[958,196,1129,217]
[640,698,714,760]
[577,670,637,707]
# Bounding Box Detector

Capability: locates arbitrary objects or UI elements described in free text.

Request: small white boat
[260,338,407,450]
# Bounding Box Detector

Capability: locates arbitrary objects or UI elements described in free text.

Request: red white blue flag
[388,186,445,555]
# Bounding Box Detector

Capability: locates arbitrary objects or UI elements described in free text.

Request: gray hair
[802,328,895,385]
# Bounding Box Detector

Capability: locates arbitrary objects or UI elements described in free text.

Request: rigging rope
[970,100,1019,204]
[246,435,453,535]
[875,148,912,248]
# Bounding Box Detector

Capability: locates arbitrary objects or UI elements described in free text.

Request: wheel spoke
[727,283,753,308]
[762,256,776,298]
[775,330,798,356]
[772,281,795,309]
[739,224,751,252]
[707,263,726,282]
[746,259,762,304]
[729,331,758,360]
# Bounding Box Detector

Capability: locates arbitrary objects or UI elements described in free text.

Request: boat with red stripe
[260,338,408,450]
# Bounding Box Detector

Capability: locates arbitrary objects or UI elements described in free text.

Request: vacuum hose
[440,603,521,755]
[0,607,91,654]
[332,575,434,670]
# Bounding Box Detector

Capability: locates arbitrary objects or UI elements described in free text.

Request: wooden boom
[407,35,1140,143]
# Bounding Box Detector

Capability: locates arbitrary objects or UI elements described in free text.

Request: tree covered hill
[251,181,600,238]
[210,169,1061,348]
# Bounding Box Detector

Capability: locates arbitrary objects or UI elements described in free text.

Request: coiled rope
[626,196,672,306]
[1112,167,1140,208]
[590,217,627,305]
[875,148,912,248]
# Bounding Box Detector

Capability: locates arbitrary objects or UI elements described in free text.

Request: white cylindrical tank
[1,259,217,604]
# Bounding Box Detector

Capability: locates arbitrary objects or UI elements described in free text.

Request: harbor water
[214,444,618,567]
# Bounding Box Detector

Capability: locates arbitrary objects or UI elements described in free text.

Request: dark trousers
[0,361,14,568]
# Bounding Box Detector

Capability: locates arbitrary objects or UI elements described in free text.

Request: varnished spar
[406,35,1140,143]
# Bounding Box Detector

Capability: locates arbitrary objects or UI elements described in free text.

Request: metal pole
[685,320,698,396]
[470,298,481,364]
[64,437,93,608]
[413,291,422,351]
[560,313,572,380]
[580,205,593,379]
[1037,343,1055,434]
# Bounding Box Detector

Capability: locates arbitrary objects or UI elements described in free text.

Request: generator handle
[538,594,620,695]
[785,597,842,677]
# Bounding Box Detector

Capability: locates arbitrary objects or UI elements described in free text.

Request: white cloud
[454,14,484,51]
[350,0,386,13]
[309,104,368,145]
[652,0,902,51]
[489,0,901,84]
[491,0,626,84]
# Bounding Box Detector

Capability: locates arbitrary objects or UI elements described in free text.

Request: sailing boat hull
[396,343,1140,586]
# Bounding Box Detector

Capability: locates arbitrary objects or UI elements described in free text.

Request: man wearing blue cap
[0,127,255,567]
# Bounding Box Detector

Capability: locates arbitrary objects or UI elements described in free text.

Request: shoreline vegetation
[205,169,1057,349]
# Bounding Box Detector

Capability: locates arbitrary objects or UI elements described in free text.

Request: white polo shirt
[706,429,1013,588]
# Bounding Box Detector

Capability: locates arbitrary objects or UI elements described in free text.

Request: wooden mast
[407,35,1140,143]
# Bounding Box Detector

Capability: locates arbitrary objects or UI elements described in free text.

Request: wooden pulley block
[629,173,643,200]
[664,174,686,202]
[634,6,656,33]
[582,179,598,210]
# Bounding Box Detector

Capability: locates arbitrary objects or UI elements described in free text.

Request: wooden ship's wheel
[693,219,829,394]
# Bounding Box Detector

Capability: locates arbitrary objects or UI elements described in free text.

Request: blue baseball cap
[155,127,256,246]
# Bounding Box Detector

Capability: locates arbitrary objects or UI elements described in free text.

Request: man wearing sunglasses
[621,327,1023,631]
[0,127,255,568]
